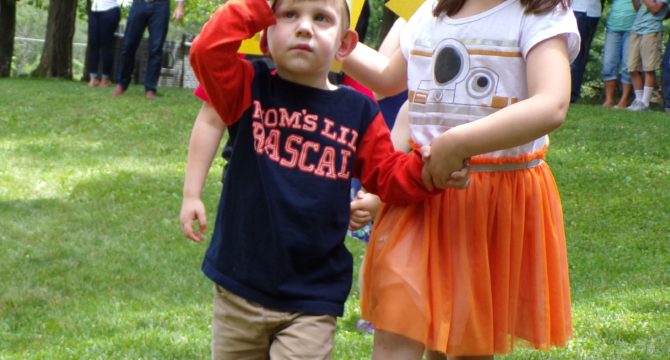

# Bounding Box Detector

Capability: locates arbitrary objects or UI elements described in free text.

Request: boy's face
[266,0,356,88]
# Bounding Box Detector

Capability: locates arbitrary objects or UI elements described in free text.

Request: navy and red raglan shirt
[190,0,436,316]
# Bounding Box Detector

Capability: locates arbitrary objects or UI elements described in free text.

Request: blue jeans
[601,29,632,85]
[116,0,170,93]
[88,7,121,79]
[662,37,670,109]
[570,11,600,102]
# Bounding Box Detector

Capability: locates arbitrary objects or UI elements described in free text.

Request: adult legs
[87,11,101,85]
[601,30,623,107]
[144,2,170,94]
[99,7,121,83]
[115,2,148,92]
[570,11,600,103]
[603,80,618,107]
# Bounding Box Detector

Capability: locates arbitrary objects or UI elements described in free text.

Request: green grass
[1,78,669,359]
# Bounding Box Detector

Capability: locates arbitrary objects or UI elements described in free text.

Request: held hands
[421,133,470,190]
[179,197,207,243]
[349,190,382,231]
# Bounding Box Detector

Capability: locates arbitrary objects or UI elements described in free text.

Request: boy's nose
[295,17,314,36]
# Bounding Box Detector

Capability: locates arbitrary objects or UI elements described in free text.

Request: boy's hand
[349,190,381,231]
[180,197,207,243]
[421,145,470,190]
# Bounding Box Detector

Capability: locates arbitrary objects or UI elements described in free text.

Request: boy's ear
[335,29,359,62]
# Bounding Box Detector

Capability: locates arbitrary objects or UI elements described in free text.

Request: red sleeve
[189,0,275,125]
[354,114,440,205]
[343,74,376,101]
[193,85,209,102]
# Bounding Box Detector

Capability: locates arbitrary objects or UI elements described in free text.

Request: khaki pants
[628,32,663,72]
[212,285,337,360]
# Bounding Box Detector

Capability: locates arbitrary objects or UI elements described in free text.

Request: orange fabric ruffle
[361,161,572,356]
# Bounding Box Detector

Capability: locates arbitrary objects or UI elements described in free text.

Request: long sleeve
[354,114,439,205]
[189,0,276,124]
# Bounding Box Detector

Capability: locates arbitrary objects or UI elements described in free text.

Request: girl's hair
[433,0,571,17]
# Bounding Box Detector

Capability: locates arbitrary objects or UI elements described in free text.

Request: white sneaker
[627,100,649,112]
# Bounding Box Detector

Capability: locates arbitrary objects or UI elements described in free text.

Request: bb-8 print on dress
[410,38,521,113]
[406,35,545,159]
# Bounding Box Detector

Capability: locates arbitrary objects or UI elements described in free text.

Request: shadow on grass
[0,172,214,358]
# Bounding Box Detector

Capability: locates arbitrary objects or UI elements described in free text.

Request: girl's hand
[349,190,381,231]
[421,137,470,190]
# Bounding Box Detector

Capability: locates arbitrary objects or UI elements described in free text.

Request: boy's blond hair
[271,0,352,32]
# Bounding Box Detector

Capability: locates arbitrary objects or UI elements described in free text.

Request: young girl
[344,0,580,358]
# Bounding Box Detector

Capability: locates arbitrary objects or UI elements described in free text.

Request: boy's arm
[180,103,226,243]
[189,0,275,124]
[354,114,438,205]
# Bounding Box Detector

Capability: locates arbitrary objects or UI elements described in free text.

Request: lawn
[1,78,668,359]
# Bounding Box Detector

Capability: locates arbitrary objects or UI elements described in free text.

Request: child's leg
[269,312,336,359]
[642,71,656,106]
[211,285,271,360]
[640,33,662,107]
[627,34,643,96]
[372,330,424,360]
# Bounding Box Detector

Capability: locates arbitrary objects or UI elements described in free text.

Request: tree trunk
[0,0,17,77]
[32,0,77,79]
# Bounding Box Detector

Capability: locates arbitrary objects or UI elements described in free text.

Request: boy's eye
[282,10,297,19]
[313,14,327,22]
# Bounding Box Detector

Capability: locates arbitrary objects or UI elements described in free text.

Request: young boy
[180,0,462,358]
[627,0,668,111]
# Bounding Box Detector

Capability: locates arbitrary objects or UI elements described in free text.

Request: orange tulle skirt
[361,154,572,356]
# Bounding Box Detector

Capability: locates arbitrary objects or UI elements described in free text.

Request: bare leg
[602,80,617,107]
[630,71,643,93]
[372,330,424,360]
[617,83,633,108]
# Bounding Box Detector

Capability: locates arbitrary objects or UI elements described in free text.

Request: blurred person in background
[87,0,121,87]
[571,0,602,103]
[601,0,636,108]
[113,0,185,99]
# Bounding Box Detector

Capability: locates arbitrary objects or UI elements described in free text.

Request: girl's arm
[425,36,571,188]
[343,45,408,97]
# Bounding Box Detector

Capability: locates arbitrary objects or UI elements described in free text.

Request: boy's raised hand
[421,144,470,190]
[180,197,208,243]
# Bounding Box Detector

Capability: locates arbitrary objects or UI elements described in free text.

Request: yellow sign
[385,0,423,20]
[239,32,263,56]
